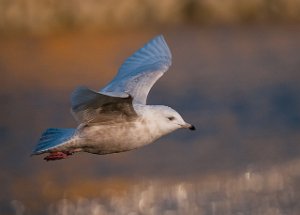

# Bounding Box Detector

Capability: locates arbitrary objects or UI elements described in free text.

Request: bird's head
[146,105,195,134]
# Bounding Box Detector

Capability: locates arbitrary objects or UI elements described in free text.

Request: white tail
[32,128,75,155]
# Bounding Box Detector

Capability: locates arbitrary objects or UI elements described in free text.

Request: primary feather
[100,35,172,104]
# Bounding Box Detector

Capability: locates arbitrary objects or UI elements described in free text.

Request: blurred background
[1,0,300,214]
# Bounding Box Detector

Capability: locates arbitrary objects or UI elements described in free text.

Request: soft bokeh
[1,1,300,215]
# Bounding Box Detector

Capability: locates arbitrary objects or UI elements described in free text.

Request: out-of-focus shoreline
[1,0,300,35]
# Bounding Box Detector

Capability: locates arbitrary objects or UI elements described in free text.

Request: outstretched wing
[100,35,172,105]
[71,86,137,124]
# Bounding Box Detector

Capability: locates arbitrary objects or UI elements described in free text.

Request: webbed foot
[44,151,73,161]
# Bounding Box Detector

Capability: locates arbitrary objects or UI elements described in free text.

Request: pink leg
[44,151,73,161]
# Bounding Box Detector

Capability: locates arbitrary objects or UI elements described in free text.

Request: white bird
[32,35,195,161]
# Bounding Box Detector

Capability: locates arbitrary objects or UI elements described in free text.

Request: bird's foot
[44,151,73,161]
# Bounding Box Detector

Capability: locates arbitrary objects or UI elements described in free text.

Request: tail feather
[32,128,76,155]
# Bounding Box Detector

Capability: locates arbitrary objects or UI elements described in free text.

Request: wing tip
[151,34,172,59]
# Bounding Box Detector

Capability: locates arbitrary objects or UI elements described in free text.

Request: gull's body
[32,36,195,161]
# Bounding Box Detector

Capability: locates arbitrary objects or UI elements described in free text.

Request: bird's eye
[167,116,175,121]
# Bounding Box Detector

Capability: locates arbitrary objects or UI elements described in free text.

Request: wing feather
[71,86,137,124]
[100,35,172,104]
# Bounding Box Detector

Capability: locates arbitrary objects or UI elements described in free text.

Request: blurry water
[1,27,300,214]
[14,160,300,215]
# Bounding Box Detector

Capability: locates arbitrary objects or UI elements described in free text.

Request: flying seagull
[32,35,195,161]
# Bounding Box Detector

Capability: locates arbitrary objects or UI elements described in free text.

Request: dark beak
[189,124,196,130]
[182,123,196,130]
